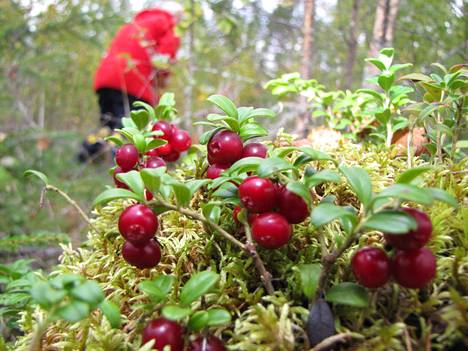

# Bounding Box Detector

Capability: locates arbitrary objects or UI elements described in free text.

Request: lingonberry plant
[22,91,460,350]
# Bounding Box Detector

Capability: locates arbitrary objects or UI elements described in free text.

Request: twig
[151,197,276,294]
[44,185,97,233]
[309,332,363,351]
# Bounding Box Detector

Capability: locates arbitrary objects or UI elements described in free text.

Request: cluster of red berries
[206,129,267,179]
[113,120,191,190]
[142,317,225,351]
[352,208,436,289]
[119,204,161,269]
[233,177,309,249]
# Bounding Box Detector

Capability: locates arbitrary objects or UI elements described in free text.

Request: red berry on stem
[152,120,173,140]
[146,149,160,157]
[351,246,391,288]
[384,207,432,251]
[122,240,161,269]
[239,177,277,213]
[391,247,436,289]
[144,156,166,169]
[277,186,309,224]
[171,129,192,152]
[115,144,139,171]
[118,204,158,245]
[251,212,291,249]
[142,318,184,351]
[207,164,229,179]
[188,335,226,351]
[207,130,243,165]
[162,149,180,162]
[233,205,241,223]
[145,189,154,201]
[113,167,128,189]
[242,142,267,159]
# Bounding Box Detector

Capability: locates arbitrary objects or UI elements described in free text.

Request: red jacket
[93,9,180,105]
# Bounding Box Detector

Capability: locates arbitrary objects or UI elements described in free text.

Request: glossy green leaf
[426,188,458,207]
[298,147,334,161]
[376,184,433,205]
[306,169,341,187]
[140,167,166,194]
[326,282,369,308]
[339,167,373,209]
[363,210,417,234]
[356,89,384,102]
[56,300,90,323]
[311,203,357,228]
[212,182,238,198]
[227,157,262,175]
[105,136,124,146]
[31,282,66,309]
[162,305,192,321]
[207,95,238,118]
[257,157,294,177]
[99,300,121,328]
[298,263,321,299]
[139,275,174,302]
[287,182,312,208]
[180,271,219,306]
[365,58,386,71]
[71,280,104,306]
[93,188,143,207]
[187,311,209,331]
[239,123,268,140]
[145,138,167,152]
[116,170,145,197]
[378,71,395,91]
[24,170,48,185]
[396,166,433,184]
[399,72,432,82]
[206,308,231,326]
[130,109,150,130]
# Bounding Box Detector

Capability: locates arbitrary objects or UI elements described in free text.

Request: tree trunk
[296,0,315,137]
[184,0,195,134]
[344,0,361,89]
[362,0,400,86]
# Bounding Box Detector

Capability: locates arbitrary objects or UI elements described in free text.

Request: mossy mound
[13,141,467,350]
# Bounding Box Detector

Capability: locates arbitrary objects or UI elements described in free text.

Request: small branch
[243,222,275,295]
[44,185,97,233]
[314,229,361,300]
[309,332,363,351]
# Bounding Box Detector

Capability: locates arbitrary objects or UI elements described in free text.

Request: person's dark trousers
[78,88,147,162]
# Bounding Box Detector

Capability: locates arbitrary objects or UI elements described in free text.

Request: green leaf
[298,264,321,299]
[71,281,104,306]
[186,179,211,196]
[399,73,432,82]
[202,202,222,223]
[221,117,240,132]
[56,300,90,323]
[187,311,209,331]
[389,63,413,73]
[207,95,238,119]
[24,170,48,185]
[311,203,357,228]
[212,182,238,198]
[365,58,386,71]
[298,147,334,161]
[165,179,191,207]
[130,109,150,130]
[363,210,417,234]
[426,188,458,207]
[133,133,146,153]
[145,138,167,152]
[339,167,373,209]
[396,167,433,184]
[257,157,294,178]
[286,182,311,209]
[325,282,369,308]
[180,271,219,306]
[162,305,192,321]
[227,157,262,175]
[378,71,395,91]
[105,136,124,146]
[248,108,276,119]
[49,274,81,290]
[99,300,121,328]
[133,101,156,120]
[158,92,175,107]
[116,170,145,197]
[206,308,231,326]
[140,167,166,194]
[139,275,174,302]
[31,282,66,309]
[376,184,433,205]
[305,170,341,187]
[356,89,384,102]
[239,123,268,140]
[199,127,224,145]
[93,188,143,207]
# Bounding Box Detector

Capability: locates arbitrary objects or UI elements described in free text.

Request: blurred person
[78,1,183,162]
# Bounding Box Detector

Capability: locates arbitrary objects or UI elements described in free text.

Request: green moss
[12,142,467,350]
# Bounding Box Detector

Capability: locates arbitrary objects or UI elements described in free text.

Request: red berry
[277,186,309,224]
[207,130,243,165]
[152,120,173,140]
[233,205,242,223]
[251,212,291,249]
[142,318,184,351]
[115,144,139,171]
[144,156,166,169]
[242,142,267,158]
[351,247,391,288]
[384,208,432,251]
[188,335,226,351]
[122,240,161,269]
[162,149,180,162]
[238,177,277,213]
[391,247,436,289]
[207,164,229,179]
[145,189,154,201]
[113,167,128,189]
[155,143,173,156]
[146,149,160,157]
[171,129,192,152]
[118,204,158,245]
[248,213,260,224]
